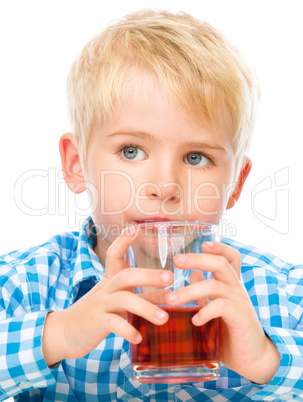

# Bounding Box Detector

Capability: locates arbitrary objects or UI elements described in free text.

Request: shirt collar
[70,217,105,291]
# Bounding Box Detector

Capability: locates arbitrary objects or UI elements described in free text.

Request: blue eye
[122,146,146,161]
[184,152,210,166]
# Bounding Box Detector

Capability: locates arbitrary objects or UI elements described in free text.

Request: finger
[191,298,228,326]
[104,313,143,344]
[202,242,241,279]
[139,288,172,305]
[173,252,239,286]
[191,297,252,328]
[105,291,169,325]
[166,279,241,306]
[190,270,207,307]
[104,225,141,279]
[105,267,173,294]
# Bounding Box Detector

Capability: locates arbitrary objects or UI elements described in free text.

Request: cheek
[86,169,136,212]
[190,178,230,216]
[101,172,137,212]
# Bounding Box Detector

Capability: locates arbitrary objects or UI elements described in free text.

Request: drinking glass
[124,221,220,384]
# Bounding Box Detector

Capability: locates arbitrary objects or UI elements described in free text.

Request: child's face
[83,72,244,261]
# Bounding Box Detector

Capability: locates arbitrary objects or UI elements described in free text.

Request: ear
[226,157,252,209]
[59,133,85,194]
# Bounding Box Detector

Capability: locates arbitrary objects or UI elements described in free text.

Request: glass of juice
[124,221,220,383]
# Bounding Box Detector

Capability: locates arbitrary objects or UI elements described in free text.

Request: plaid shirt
[0,217,303,401]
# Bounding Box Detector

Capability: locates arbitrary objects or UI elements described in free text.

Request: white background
[0,0,302,264]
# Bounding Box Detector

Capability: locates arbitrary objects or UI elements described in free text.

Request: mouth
[134,217,174,225]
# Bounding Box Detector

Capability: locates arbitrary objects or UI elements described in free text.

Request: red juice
[129,306,220,383]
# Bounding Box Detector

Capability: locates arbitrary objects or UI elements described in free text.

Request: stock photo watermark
[14,167,289,236]
[251,167,289,235]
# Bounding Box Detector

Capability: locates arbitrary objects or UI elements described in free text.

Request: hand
[42,227,173,366]
[166,242,280,384]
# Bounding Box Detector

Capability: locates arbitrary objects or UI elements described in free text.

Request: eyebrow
[106,130,226,151]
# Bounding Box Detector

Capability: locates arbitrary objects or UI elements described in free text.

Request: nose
[142,162,182,202]
[144,182,181,201]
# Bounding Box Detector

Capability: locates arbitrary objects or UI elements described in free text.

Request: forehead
[99,70,233,147]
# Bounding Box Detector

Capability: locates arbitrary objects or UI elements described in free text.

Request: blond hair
[67,9,260,171]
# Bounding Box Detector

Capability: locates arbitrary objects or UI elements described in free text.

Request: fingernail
[125,226,138,239]
[126,226,135,236]
[135,333,142,343]
[155,309,167,320]
[167,292,178,302]
[160,271,171,283]
[205,241,214,248]
[176,255,186,263]
[192,314,199,324]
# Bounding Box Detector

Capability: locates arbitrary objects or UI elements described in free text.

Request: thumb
[104,225,140,280]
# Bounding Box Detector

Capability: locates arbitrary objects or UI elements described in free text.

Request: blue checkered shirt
[0,217,303,401]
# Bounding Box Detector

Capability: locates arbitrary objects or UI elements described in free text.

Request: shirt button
[18,381,32,390]
[279,393,293,400]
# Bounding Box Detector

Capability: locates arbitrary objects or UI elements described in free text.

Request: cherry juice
[129,306,220,383]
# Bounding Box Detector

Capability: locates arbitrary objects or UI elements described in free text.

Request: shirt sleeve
[252,264,303,401]
[0,309,56,400]
[251,326,303,401]
[0,259,56,400]
[0,310,56,400]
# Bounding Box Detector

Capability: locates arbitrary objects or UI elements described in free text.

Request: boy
[1,9,303,401]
